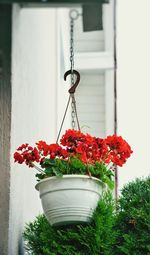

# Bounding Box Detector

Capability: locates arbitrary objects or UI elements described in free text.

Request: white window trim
[75,52,114,71]
[103,0,115,135]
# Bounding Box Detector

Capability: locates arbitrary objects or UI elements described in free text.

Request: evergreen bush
[23,192,115,255]
[112,176,150,255]
[23,177,150,255]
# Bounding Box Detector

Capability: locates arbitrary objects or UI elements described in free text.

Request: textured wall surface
[9,5,58,254]
[0,5,11,255]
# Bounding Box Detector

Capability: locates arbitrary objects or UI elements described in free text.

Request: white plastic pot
[35,174,105,226]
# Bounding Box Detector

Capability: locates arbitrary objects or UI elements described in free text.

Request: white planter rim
[35,174,106,191]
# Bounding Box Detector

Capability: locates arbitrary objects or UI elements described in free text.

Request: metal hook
[64,70,80,94]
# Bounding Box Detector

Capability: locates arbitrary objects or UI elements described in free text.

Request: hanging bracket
[64,69,80,94]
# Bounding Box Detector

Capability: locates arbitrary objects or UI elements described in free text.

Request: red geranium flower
[14,152,24,164]
[14,129,133,182]
[60,129,86,148]
[105,135,133,166]
[14,144,41,167]
[36,141,49,156]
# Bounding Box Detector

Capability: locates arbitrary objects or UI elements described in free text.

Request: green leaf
[105,177,114,190]
[52,167,63,177]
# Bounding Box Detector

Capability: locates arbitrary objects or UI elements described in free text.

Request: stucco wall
[117,0,150,189]
[9,5,58,254]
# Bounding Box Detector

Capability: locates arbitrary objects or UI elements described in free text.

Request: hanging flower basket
[14,129,132,226]
[35,175,105,226]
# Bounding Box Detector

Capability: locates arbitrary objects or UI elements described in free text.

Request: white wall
[117,0,150,190]
[9,5,58,254]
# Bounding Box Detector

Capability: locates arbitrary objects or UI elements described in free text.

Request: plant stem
[31,163,45,174]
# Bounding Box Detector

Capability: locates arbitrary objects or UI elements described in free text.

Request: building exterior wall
[9,5,58,254]
[117,0,150,189]
[9,4,115,253]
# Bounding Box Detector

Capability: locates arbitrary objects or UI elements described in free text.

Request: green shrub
[23,177,150,255]
[23,192,115,255]
[112,176,150,255]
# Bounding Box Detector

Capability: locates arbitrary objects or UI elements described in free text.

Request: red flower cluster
[14,129,133,169]
[14,143,40,167]
[60,129,132,166]
[105,135,132,166]
[60,129,95,163]
[36,141,68,159]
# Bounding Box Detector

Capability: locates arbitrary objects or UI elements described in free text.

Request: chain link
[56,10,81,142]
[71,96,76,129]
[70,17,76,129]
[70,18,74,88]
[70,12,81,131]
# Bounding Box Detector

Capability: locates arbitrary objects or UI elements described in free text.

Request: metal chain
[69,9,80,78]
[71,97,76,129]
[70,17,74,84]
[70,16,76,129]
[56,10,81,142]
